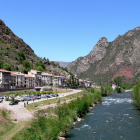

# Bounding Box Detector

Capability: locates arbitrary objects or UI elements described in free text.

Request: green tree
[21,67,28,74]
[23,61,31,72]
[114,76,122,93]
[37,66,44,72]
[114,76,122,87]
[132,79,140,108]
[35,61,45,69]
[3,63,12,71]
[43,57,46,60]
[18,51,25,63]
[15,65,19,71]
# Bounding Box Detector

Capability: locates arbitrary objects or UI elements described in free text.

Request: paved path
[0,89,82,121]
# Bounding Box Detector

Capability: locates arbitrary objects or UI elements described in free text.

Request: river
[66,91,140,140]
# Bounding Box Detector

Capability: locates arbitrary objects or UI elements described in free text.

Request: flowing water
[66,91,140,140]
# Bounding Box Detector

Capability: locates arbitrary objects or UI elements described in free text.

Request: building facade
[0,69,11,89]
[28,70,42,87]
[24,74,35,88]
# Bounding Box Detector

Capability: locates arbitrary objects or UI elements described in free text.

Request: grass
[52,89,72,93]
[0,121,27,140]
[26,91,85,111]
[0,109,29,140]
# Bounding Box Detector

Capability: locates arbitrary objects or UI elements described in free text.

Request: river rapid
[66,91,140,140]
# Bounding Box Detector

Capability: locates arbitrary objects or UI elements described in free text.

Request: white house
[11,71,25,88]
[41,72,54,86]
[24,74,35,88]
[112,84,116,90]
[0,69,11,89]
[28,70,42,87]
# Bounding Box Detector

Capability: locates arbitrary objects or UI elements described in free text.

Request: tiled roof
[11,71,25,75]
[54,76,61,78]
[24,74,35,78]
[42,72,53,76]
[11,74,16,76]
[0,69,10,73]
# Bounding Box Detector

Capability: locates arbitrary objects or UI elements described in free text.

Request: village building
[79,79,84,86]
[28,70,42,87]
[53,76,61,86]
[87,81,92,87]
[41,72,54,86]
[0,69,11,89]
[24,74,35,88]
[11,73,16,89]
[11,72,25,88]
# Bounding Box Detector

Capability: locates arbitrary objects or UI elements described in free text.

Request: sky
[0,0,140,62]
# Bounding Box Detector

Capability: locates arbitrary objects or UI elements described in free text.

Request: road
[0,89,82,121]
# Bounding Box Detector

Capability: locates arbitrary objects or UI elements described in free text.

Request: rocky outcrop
[67,26,140,84]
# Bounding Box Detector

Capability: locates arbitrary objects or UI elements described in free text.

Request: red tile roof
[11,74,16,76]
[24,74,35,78]
[0,69,10,73]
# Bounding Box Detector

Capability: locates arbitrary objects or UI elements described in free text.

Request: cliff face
[67,26,140,84]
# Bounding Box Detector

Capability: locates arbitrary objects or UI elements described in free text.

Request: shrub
[12,43,18,49]
[3,63,13,71]
[132,79,140,108]
[6,47,9,50]
[122,83,133,90]
[37,66,44,72]
[18,51,25,62]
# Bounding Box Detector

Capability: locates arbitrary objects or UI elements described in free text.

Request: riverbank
[10,89,102,140]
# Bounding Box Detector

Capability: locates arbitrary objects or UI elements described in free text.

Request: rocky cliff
[67,26,140,84]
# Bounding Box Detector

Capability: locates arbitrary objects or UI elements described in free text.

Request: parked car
[9,101,18,105]
[36,96,41,99]
[51,94,56,97]
[46,94,52,98]
[41,95,46,98]
[23,97,32,101]
[0,96,4,99]
[29,96,36,100]
[17,97,25,101]
[0,99,3,103]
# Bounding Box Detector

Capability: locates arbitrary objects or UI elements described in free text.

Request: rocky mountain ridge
[56,61,70,68]
[67,26,140,84]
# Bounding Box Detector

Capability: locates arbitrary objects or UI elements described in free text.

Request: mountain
[0,19,71,79]
[66,26,140,84]
[57,61,70,67]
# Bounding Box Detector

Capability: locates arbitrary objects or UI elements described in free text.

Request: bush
[12,43,18,49]
[37,66,44,72]
[122,83,133,90]
[3,63,13,71]
[18,51,25,62]
[132,79,140,108]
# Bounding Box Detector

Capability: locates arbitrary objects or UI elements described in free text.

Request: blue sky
[1,0,140,62]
